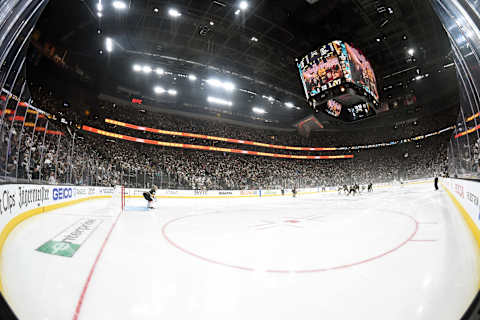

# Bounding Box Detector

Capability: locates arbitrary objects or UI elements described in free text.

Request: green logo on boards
[36,240,81,257]
[36,218,103,258]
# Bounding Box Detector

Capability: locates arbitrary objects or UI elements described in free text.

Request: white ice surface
[1,182,479,320]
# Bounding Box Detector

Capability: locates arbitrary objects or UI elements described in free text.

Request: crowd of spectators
[0,86,452,189]
[89,99,456,149]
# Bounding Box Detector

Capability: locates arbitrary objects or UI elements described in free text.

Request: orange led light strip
[455,123,480,139]
[105,118,338,151]
[83,125,353,160]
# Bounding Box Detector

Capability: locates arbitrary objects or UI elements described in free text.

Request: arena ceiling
[30,0,455,127]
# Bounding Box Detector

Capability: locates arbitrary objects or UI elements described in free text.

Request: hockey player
[143,185,158,209]
[349,185,357,196]
[368,183,373,192]
[292,187,297,198]
[434,177,439,191]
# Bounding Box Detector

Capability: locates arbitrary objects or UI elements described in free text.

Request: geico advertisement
[443,178,480,228]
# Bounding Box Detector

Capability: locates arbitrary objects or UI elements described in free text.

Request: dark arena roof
[28,0,458,131]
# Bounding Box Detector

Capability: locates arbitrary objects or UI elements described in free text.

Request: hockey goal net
[111,185,125,211]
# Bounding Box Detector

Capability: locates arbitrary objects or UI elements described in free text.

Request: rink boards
[123,179,432,199]
[442,178,480,248]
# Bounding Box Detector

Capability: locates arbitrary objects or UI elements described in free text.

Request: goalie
[143,185,158,209]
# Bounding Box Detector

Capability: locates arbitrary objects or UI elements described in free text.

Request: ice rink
[1,181,478,320]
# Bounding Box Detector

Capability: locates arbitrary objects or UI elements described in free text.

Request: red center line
[72,211,122,320]
[410,239,438,242]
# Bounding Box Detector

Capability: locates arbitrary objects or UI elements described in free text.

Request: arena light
[284,102,295,108]
[112,1,127,10]
[206,79,235,91]
[252,107,266,114]
[142,65,152,74]
[239,1,249,10]
[234,9,241,15]
[133,64,142,72]
[408,48,415,56]
[207,96,233,107]
[168,8,182,17]
[154,86,165,94]
[168,89,177,96]
[223,82,235,91]
[105,37,113,52]
[251,37,259,42]
[155,68,164,75]
[97,12,103,17]
[153,8,159,13]
[188,74,197,81]
[210,21,215,26]
[97,2,103,11]
[206,78,222,87]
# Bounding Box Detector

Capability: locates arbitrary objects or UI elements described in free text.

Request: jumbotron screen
[297,40,379,103]
[297,40,379,122]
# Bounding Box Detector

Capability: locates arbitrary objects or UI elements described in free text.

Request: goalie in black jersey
[143,185,158,209]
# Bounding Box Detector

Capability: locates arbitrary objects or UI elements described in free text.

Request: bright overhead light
[105,37,113,52]
[376,38,381,42]
[206,78,235,91]
[210,21,214,26]
[153,8,159,13]
[97,3,103,11]
[155,68,164,75]
[97,12,103,17]
[154,86,165,94]
[408,48,415,56]
[252,107,266,114]
[223,82,235,91]
[142,65,152,73]
[112,1,127,10]
[207,96,233,106]
[188,74,197,81]
[251,37,258,42]
[285,102,295,108]
[239,1,249,10]
[168,8,181,17]
[234,9,241,15]
[206,78,222,87]
[133,64,141,72]
[168,89,177,96]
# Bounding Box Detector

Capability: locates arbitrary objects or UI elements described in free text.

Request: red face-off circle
[162,211,418,273]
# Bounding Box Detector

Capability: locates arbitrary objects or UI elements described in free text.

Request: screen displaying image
[345,44,379,102]
[297,43,344,98]
[347,102,375,121]
[300,56,343,97]
[325,99,343,117]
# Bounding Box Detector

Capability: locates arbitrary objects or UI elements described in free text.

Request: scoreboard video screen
[297,41,379,122]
